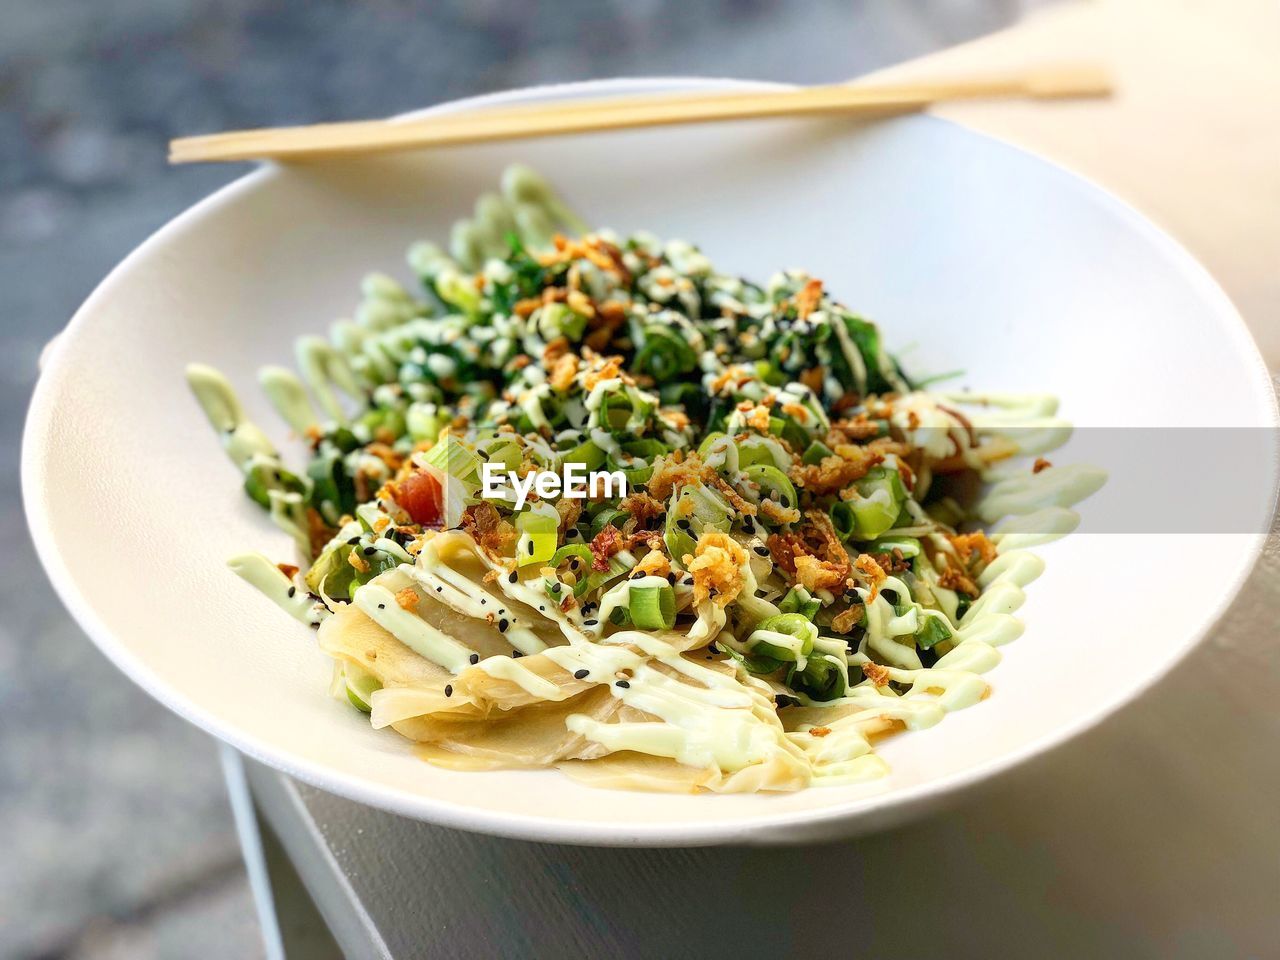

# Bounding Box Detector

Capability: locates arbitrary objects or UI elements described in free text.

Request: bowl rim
[22,76,1279,846]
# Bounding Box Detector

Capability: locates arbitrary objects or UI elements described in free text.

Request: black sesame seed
[709,642,719,653]
[377,603,385,609]
[309,622,320,629]
[573,669,590,680]
[347,536,361,545]
[498,619,509,632]
[631,572,644,580]
[444,684,453,697]
[526,540,535,555]
[677,518,691,530]
[566,528,580,538]
[538,605,546,612]
[615,680,631,689]
[469,653,480,664]
[287,586,296,598]
[753,546,770,557]
[583,619,599,627]
[508,572,518,583]
[513,649,524,658]
[667,573,677,584]
[436,586,443,592]
[550,582,562,594]
[363,546,376,555]
[480,598,487,605]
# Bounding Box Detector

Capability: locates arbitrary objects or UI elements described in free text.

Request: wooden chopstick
[168,64,1111,164]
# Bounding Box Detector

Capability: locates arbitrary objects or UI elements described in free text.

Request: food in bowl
[187,165,1102,793]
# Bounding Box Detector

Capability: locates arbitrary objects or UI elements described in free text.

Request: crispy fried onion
[685,532,748,607]
[619,492,665,527]
[766,510,852,596]
[793,278,824,319]
[459,503,517,559]
[538,233,631,282]
[646,451,758,517]
[938,530,996,597]
[851,553,887,601]
[589,524,624,571]
[790,444,882,496]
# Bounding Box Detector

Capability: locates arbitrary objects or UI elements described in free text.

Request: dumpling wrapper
[316,565,811,790]
[409,686,622,769]
[558,748,810,794]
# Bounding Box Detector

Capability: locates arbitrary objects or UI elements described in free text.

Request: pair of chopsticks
[169,64,1111,165]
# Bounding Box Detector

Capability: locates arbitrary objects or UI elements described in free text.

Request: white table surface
[232,3,1280,956]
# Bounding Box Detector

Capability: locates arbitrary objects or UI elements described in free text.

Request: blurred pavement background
[1,1,1041,956]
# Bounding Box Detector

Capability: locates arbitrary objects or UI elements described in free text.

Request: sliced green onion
[629,584,676,630]
[589,508,629,537]
[406,402,449,442]
[777,586,821,620]
[328,427,360,454]
[551,543,595,597]
[664,508,697,568]
[633,324,698,380]
[358,406,406,442]
[245,460,309,511]
[786,656,848,702]
[344,663,383,713]
[915,613,953,650]
[699,435,739,474]
[801,440,834,465]
[766,413,811,449]
[686,484,734,527]
[659,382,707,418]
[742,463,798,512]
[616,462,654,485]
[551,543,593,565]
[697,431,729,459]
[737,434,790,470]
[584,554,634,596]
[561,439,606,471]
[865,535,921,558]
[421,432,481,482]
[849,466,907,540]
[754,360,786,386]
[354,502,383,533]
[303,540,403,601]
[829,501,857,541]
[533,301,588,343]
[516,504,560,567]
[596,385,655,435]
[744,613,817,667]
[485,440,523,474]
[623,438,668,459]
[305,450,352,523]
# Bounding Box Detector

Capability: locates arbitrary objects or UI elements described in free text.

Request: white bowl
[23,79,1277,845]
